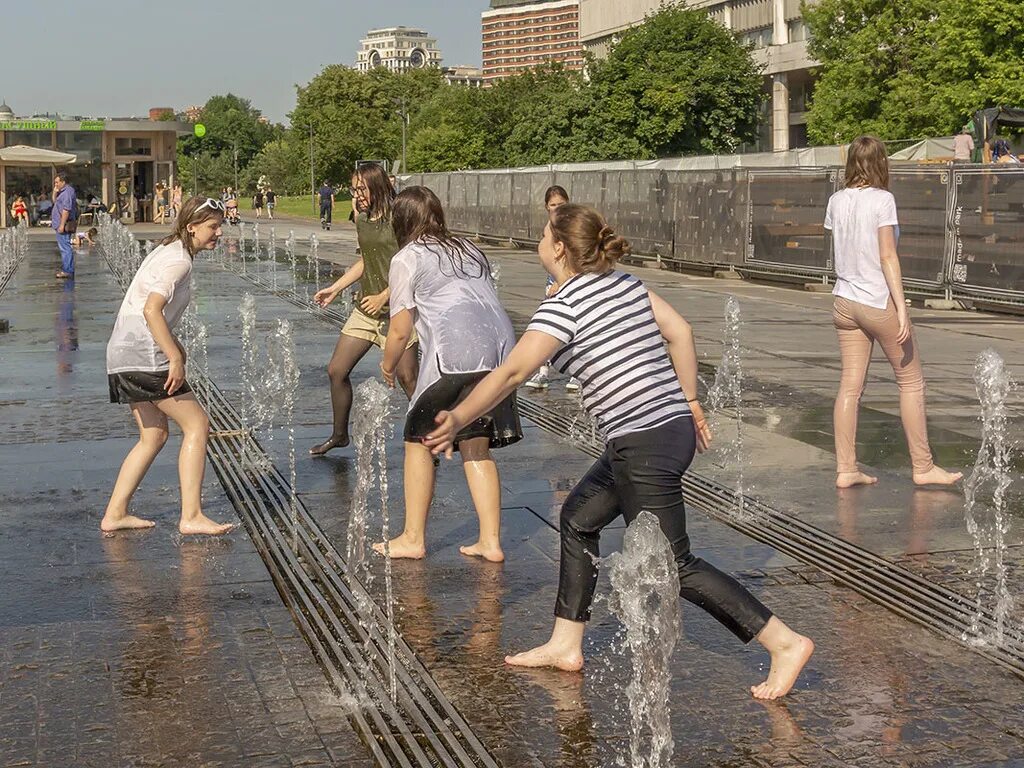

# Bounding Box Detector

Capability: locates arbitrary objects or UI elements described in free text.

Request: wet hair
[355,162,396,222]
[392,186,490,279]
[548,204,630,275]
[87,227,98,237]
[844,135,889,190]
[159,195,224,256]
[544,185,569,206]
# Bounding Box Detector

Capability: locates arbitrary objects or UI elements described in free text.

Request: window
[787,19,809,42]
[57,132,102,164]
[114,137,152,157]
[739,26,773,48]
[4,130,53,149]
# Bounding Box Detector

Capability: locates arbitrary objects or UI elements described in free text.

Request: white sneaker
[524,371,549,390]
[565,377,581,393]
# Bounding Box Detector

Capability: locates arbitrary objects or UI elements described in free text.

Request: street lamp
[392,96,408,174]
[307,123,315,217]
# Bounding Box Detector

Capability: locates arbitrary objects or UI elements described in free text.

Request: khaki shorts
[341,308,417,350]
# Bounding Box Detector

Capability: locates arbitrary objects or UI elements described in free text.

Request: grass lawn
[271,195,352,221]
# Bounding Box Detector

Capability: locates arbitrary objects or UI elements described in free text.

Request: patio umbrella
[0,145,78,166]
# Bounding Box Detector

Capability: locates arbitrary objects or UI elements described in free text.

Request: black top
[265,190,276,203]
[319,185,333,204]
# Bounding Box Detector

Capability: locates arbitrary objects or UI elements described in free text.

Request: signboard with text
[0,120,57,131]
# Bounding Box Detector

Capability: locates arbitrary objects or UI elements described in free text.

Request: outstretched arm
[314,259,364,306]
[424,331,562,456]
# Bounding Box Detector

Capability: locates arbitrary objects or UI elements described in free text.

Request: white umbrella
[0,145,77,166]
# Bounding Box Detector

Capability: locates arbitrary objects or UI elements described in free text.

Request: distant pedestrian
[952,128,975,163]
[52,172,78,279]
[253,189,264,219]
[154,182,167,224]
[170,183,183,219]
[265,187,276,219]
[991,136,1013,163]
[102,196,234,536]
[319,180,334,230]
[524,185,580,393]
[825,136,962,489]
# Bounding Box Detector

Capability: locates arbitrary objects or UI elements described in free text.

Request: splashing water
[269,227,278,290]
[265,320,302,550]
[606,511,680,768]
[286,230,297,292]
[347,379,398,703]
[963,349,1017,647]
[708,296,749,520]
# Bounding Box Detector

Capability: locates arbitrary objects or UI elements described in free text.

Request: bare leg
[458,437,504,562]
[505,617,585,672]
[833,303,877,488]
[751,616,815,700]
[155,394,233,535]
[374,441,434,559]
[311,333,373,455]
[101,402,167,531]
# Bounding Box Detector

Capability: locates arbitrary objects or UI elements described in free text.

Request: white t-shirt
[824,187,899,310]
[106,240,193,374]
[388,238,515,412]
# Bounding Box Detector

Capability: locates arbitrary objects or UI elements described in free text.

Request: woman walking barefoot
[426,205,813,699]
[374,186,522,562]
[826,136,962,489]
[310,163,419,455]
[101,196,234,536]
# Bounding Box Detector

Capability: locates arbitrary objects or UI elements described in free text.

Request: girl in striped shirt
[425,204,813,699]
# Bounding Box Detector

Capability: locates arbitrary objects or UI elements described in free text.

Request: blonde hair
[159,196,223,256]
[549,204,629,274]
[845,135,889,190]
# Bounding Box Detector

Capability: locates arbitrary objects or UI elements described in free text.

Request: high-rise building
[481,0,584,85]
[356,27,443,73]
[579,0,817,151]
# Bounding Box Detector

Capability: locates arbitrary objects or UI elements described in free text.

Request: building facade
[443,66,486,88]
[579,0,817,151]
[356,27,443,73]
[482,0,584,85]
[0,106,190,228]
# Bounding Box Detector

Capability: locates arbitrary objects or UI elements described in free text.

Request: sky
[2,0,486,126]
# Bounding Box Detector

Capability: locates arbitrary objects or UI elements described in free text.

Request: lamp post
[233,138,239,192]
[308,123,315,217]
[392,96,408,174]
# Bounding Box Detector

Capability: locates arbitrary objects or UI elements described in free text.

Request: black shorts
[108,371,193,404]
[405,371,523,451]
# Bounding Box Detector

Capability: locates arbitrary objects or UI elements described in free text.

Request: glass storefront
[4,131,54,149]
[58,132,103,201]
[5,166,55,225]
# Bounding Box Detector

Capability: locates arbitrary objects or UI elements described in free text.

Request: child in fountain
[424,204,813,698]
[375,186,522,562]
[310,163,419,455]
[826,136,962,489]
[101,196,234,536]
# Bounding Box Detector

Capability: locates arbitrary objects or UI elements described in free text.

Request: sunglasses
[195,198,226,214]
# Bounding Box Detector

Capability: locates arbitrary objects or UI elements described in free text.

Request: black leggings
[557,416,773,643]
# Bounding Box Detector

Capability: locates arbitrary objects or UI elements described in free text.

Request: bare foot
[179,515,235,536]
[835,471,878,488]
[310,434,349,456]
[913,466,963,486]
[751,636,814,700]
[505,642,584,672]
[100,514,156,532]
[459,541,505,563]
[372,534,426,560]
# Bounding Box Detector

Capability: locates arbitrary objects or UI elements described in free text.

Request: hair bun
[598,225,616,251]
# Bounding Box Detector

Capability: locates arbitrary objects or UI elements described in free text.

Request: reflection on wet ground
[2,228,1024,766]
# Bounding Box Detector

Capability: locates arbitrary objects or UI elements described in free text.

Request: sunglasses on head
[195,198,226,214]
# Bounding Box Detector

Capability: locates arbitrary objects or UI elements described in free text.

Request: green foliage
[804,0,1024,143]
[179,93,279,168]
[240,139,307,195]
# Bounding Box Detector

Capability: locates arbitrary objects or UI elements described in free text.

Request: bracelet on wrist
[687,397,700,403]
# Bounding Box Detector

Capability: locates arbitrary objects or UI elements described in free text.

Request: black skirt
[405,371,522,451]
[108,371,193,404]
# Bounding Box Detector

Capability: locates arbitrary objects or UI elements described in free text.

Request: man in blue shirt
[318,181,334,231]
[52,172,78,279]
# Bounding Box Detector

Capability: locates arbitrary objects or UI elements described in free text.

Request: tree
[581,6,764,158]
[804,0,1024,143]
[178,94,278,169]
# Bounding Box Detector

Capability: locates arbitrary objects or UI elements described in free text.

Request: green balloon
[194,123,207,138]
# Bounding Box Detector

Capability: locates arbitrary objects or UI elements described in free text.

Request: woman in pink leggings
[825,136,962,489]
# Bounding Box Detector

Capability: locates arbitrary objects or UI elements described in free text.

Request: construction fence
[403,166,1024,306]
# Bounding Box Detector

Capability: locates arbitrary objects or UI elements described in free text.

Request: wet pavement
[2,222,1024,767]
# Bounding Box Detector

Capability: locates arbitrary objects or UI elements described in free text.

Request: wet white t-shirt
[824,186,900,310]
[106,240,193,374]
[388,238,515,412]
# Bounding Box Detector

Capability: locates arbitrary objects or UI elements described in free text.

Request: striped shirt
[526,270,690,440]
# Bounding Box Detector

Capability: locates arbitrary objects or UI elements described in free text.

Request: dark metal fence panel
[567,171,606,210]
[888,168,949,288]
[509,173,534,241]
[606,170,674,261]
[477,174,513,238]
[746,169,835,274]
[420,173,450,211]
[668,169,747,266]
[528,172,556,240]
[948,167,1024,303]
[448,173,479,234]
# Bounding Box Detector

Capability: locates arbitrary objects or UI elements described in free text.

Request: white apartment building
[579,0,817,151]
[356,27,444,73]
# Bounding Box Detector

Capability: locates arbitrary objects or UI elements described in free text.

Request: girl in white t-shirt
[825,136,961,489]
[101,196,235,536]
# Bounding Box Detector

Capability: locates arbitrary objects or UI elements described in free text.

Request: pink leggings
[832,297,934,475]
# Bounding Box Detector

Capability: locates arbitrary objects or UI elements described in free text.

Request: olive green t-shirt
[355,215,400,318]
